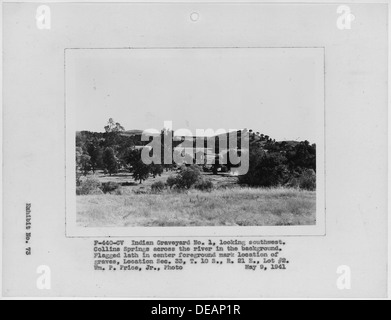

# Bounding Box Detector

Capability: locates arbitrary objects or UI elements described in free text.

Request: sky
[67,47,324,143]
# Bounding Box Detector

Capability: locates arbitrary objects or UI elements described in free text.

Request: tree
[286,141,316,172]
[121,148,150,183]
[104,118,125,133]
[239,148,289,187]
[132,160,150,184]
[87,143,103,173]
[122,148,141,172]
[102,147,118,176]
[76,147,91,176]
[211,154,220,175]
[150,163,164,178]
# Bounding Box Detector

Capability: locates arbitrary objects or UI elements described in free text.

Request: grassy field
[77,186,316,227]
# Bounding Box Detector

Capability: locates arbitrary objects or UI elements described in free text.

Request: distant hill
[77,129,309,152]
[277,140,301,146]
[120,129,144,137]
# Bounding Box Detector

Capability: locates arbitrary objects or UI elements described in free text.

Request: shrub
[194,179,214,191]
[166,166,203,190]
[77,176,101,195]
[286,177,300,189]
[76,172,83,187]
[166,175,179,189]
[101,181,120,193]
[114,187,128,195]
[299,169,316,191]
[220,165,229,173]
[151,181,166,192]
[176,165,202,189]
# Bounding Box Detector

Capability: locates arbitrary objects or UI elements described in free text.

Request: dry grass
[77,187,316,227]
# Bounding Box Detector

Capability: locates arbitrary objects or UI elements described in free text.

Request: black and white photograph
[68,48,323,229]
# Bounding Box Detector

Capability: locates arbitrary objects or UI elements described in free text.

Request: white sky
[67,48,324,143]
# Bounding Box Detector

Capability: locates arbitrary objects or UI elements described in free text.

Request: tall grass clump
[76,176,102,195]
[298,169,316,191]
[151,181,166,193]
[101,181,121,194]
[194,179,214,191]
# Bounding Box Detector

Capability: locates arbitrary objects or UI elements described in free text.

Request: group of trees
[76,119,168,184]
[239,132,316,190]
[76,119,316,190]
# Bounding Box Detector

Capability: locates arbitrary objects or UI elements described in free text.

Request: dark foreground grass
[77,187,316,227]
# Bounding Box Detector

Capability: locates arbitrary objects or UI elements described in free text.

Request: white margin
[387,0,390,301]
[1,0,4,300]
[0,0,389,300]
